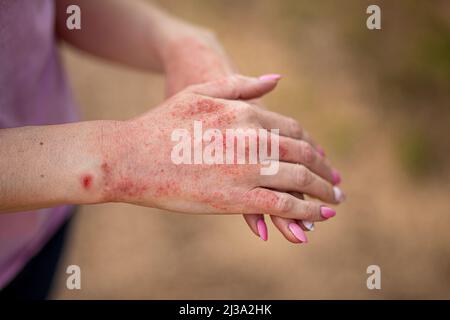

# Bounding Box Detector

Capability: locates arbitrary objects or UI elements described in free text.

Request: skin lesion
[170,97,226,120]
[188,98,224,114]
[114,177,147,198]
[81,174,93,190]
[99,161,149,202]
[279,145,288,158]
[243,188,280,212]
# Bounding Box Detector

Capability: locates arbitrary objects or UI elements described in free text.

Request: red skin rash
[243,189,280,211]
[100,161,149,201]
[205,110,236,127]
[190,98,222,114]
[94,96,267,208]
[279,145,288,158]
[81,174,93,190]
[171,98,226,119]
[115,178,149,198]
[262,193,280,211]
[101,162,112,177]
[154,179,181,197]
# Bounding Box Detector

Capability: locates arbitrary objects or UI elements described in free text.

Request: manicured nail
[321,206,336,219]
[333,186,345,203]
[302,220,315,231]
[332,169,341,185]
[256,218,268,241]
[317,146,326,157]
[259,74,282,82]
[288,223,308,243]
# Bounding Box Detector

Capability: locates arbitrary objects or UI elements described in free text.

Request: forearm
[55,0,233,85]
[0,120,123,213]
[55,0,177,71]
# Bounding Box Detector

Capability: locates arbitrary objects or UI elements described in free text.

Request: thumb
[188,74,281,100]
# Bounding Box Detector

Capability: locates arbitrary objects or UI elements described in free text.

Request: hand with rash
[95,75,344,243]
[159,29,345,242]
[0,1,345,244]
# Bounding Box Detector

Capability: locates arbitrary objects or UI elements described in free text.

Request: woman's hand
[31,0,344,243]
[161,32,346,242]
[100,76,344,236]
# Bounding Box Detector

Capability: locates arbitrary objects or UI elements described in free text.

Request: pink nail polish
[259,74,282,82]
[256,218,268,241]
[332,169,341,185]
[288,223,308,243]
[321,206,336,219]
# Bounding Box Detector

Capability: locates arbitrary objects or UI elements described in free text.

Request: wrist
[92,119,132,204]
[91,118,159,206]
[68,120,128,205]
[160,27,233,93]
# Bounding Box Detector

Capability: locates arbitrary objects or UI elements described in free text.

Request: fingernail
[288,223,308,243]
[333,186,346,203]
[256,218,268,241]
[259,74,282,82]
[317,146,326,157]
[321,206,336,219]
[302,220,315,231]
[332,169,341,185]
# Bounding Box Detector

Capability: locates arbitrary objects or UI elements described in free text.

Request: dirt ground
[51,0,450,299]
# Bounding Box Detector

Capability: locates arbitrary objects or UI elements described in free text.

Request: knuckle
[289,118,303,138]
[274,194,293,214]
[239,103,257,120]
[249,189,293,214]
[183,83,199,95]
[302,211,315,221]
[228,75,240,99]
[299,141,315,164]
[302,202,318,220]
[245,189,270,209]
[295,165,313,188]
[216,77,230,87]
[176,92,197,106]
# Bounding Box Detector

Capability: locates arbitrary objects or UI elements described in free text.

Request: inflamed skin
[84,76,343,220]
[0,75,344,244]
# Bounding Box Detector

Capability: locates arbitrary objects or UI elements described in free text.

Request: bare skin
[56,0,347,242]
[0,0,345,243]
[0,76,340,218]
[156,16,345,242]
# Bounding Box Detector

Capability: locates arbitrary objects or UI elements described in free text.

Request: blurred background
[51,0,450,299]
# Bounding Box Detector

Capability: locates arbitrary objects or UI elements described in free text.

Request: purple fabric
[0,0,79,288]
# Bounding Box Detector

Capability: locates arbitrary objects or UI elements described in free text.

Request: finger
[270,215,308,244]
[255,108,317,146]
[187,74,281,100]
[243,214,268,241]
[242,187,335,222]
[289,192,315,232]
[243,192,314,241]
[259,162,344,204]
[269,192,312,244]
[279,136,339,185]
